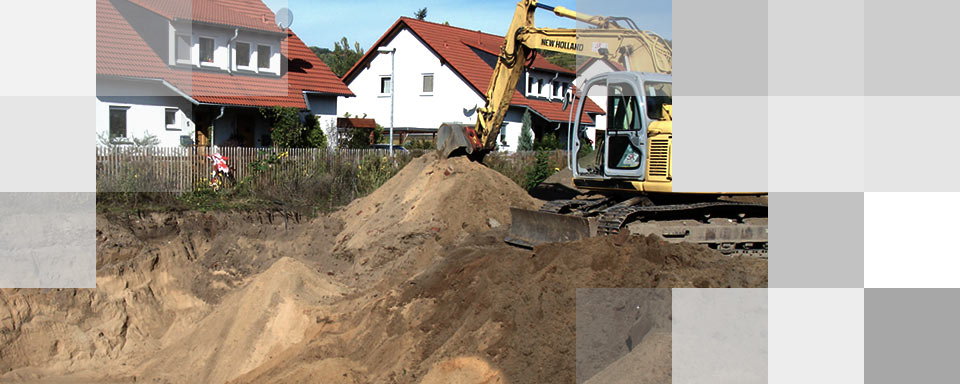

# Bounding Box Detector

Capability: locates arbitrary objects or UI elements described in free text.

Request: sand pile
[0,210,346,382]
[330,153,540,285]
[136,257,346,383]
[234,231,766,383]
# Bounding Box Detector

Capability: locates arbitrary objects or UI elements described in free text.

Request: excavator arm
[437,0,673,158]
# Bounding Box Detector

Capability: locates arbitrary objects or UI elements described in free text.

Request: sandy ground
[0,154,767,383]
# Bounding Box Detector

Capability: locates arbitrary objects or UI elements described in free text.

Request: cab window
[607,84,640,131]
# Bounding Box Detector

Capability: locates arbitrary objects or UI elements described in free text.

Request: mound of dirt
[330,153,541,285]
[0,210,346,382]
[137,257,345,384]
[235,231,766,384]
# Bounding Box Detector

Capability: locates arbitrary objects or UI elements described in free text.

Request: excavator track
[596,200,768,257]
[596,201,768,235]
[508,196,768,257]
[540,197,613,214]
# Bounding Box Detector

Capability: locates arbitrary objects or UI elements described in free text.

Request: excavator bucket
[437,123,477,158]
[505,208,597,248]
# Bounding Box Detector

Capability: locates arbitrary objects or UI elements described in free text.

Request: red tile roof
[343,17,604,124]
[337,118,378,129]
[127,0,282,33]
[97,0,352,109]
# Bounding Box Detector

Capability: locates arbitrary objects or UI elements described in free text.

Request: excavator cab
[569,72,672,190]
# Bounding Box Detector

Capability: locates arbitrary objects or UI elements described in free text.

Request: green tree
[414,7,428,20]
[309,46,331,57]
[524,150,556,190]
[341,122,384,149]
[517,110,534,151]
[537,50,576,72]
[259,106,327,148]
[313,37,365,78]
[303,114,328,148]
[535,132,562,151]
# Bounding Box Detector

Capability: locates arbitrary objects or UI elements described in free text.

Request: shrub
[403,139,435,150]
[523,149,557,190]
[341,124,384,149]
[535,132,562,151]
[259,106,327,148]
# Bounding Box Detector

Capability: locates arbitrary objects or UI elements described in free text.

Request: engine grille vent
[648,139,670,177]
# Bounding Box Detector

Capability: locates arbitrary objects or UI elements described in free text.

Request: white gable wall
[338,28,486,137]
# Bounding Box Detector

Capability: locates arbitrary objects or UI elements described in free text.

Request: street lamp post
[377,47,396,156]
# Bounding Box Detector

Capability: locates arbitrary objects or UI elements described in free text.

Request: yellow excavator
[437,0,768,256]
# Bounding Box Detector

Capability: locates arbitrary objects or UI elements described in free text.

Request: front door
[602,81,647,179]
[236,114,255,147]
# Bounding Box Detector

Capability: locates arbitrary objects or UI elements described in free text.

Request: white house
[338,17,603,151]
[96,0,353,147]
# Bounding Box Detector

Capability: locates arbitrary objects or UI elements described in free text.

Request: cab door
[603,81,648,179]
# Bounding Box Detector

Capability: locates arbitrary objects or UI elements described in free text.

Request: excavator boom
[436,0,672,158]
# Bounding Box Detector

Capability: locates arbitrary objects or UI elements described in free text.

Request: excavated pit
[1,154,766,383]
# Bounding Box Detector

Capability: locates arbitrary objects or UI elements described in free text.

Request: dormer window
[175,34,191,64]
[199,37,215,64]
[257,45,271,69]
[236,42,251,68]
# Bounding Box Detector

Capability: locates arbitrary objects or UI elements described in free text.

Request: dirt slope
[233,231,766,384]
[1,155,767,383]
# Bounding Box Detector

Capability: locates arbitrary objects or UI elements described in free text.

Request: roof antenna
[275,8,294,31]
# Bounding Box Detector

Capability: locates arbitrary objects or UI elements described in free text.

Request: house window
[537,79,544,96]
[199,37,214,63]
[553,81,561,98]
[499,123,508,147]
[109,106,128,139]
[422,74,434,93]
[257,45,271,69]
[527,76,533,94]
[236,42,250,67]
[165,108,178,128]
[175,34,191,63]
[380,76,392,94]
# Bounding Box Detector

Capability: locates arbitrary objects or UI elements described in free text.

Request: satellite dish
[275,8,294,30]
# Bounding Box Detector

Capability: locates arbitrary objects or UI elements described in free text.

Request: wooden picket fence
[95,146,568,193]
[95,146,410,193]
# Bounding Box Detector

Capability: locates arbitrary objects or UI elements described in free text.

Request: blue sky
[261,0,671,50]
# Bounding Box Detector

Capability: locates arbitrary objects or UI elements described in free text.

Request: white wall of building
[169,22,282,76]
[525,70,574,101]
[338,28,486,133]
[307,94,339,145]
[497,107,526,151]
[96,78,196,147]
